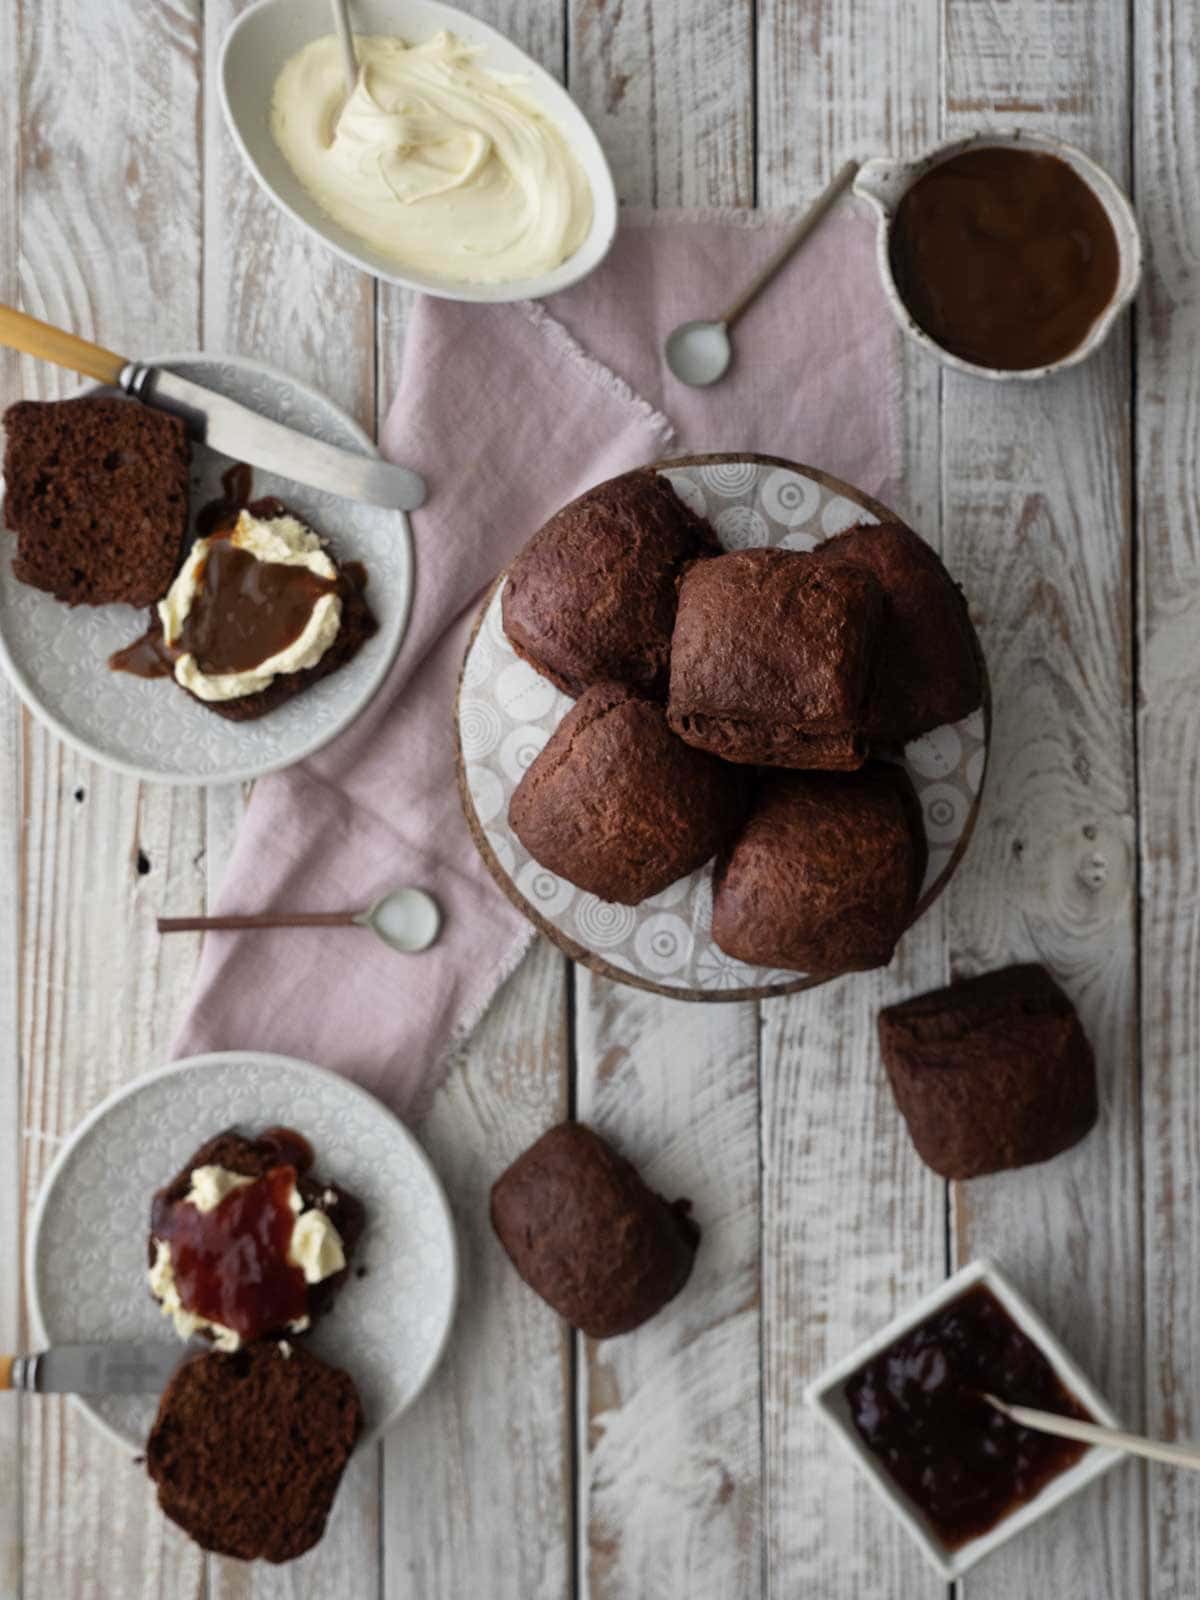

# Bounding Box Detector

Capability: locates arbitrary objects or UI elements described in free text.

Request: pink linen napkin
[172,204,900,1118]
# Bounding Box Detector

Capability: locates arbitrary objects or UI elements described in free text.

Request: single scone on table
[490,1122,700,1338]
[878,963,1099,1179]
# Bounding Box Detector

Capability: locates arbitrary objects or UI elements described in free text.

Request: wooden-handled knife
[0,303,427,513]
[1,1343,192,1394]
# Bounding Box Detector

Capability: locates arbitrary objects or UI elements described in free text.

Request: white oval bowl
[220,0,619,303]
[854,129,1143,382]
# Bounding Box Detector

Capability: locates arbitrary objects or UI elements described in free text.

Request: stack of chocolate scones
[502,466,984,976]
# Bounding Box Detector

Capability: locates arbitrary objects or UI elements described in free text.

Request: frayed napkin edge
[518,299,676,453]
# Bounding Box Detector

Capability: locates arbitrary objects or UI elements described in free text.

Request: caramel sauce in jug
[888,147,1121,371]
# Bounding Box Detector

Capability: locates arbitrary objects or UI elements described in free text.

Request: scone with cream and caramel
[147,1127,365,1351]
[111,500,376,720]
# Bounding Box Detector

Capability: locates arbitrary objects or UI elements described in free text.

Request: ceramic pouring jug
[852,129,1143,382]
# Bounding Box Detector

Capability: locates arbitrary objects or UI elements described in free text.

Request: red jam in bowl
[844,1284,1091,1548]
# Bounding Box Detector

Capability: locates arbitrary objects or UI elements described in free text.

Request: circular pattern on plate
[456,453,990,1000]
[0,355,413,784]
[28,1052,458,1450]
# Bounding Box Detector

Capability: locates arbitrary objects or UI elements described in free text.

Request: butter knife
[1,1343,192,1395]
[0,303,426,512]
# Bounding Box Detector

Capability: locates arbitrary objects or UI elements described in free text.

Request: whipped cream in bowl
[220,0,617,301]
[271,31,593,285]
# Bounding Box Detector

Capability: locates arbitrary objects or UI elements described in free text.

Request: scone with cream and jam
[147,1127,365,1350]
[111,495,376,720]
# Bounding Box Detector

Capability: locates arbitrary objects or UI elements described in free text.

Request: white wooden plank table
[0,0,1192,1595]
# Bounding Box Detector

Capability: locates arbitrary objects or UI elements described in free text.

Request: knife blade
[0,306,427,510]
[120,363,427,513]
[4,1342,194,1395]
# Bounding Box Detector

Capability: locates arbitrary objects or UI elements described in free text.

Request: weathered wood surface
[1,0,1192,1596]
[7,3,208,1597]
[1136,4,1200,1600]
[372,11,575,1599]
[756,1,947,1595]
[940,5,1144,1598]
[200,0,381,1589]
[0,0,21,1589]
[567,7,762,1598]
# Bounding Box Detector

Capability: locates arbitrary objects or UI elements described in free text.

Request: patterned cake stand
[456,452,991,1002]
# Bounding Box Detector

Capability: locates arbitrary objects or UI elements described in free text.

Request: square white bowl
[805,1258,1123,1580]
[220,0,618,303]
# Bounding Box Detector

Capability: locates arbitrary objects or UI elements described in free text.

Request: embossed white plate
[457,453,990,1001]
[28,1052,458,1450]
[0,354,414,784]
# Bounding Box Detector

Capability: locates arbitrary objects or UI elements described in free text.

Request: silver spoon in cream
[664,160,860,387]
[330,0,359,97]
[158,887,443,955]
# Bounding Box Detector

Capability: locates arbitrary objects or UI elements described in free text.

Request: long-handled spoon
[982,1393,1200,1472]
[664,159,860,388]
[331,0,358,95]
[158,887,442,955]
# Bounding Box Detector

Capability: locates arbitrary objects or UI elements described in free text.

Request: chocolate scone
[111,505,378,722]
[148,1127,366,1348]
[878,964,1099,1179]
[501,467,719,698]
[509,682,745,905]
[3,396,190,606]
[711,763,927,975]
[667,548,884,768]
[814,521,983,742]
[146,1342,362,1562]
[490,1123,700,1338]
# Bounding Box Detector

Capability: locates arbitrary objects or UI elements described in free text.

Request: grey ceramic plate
[0,354,413,784]
[28,1052,458,1449]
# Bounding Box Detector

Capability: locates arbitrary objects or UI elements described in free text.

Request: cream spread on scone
[157,509,341,703]
[270,31,592,284]
[148,1164,346,1350]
